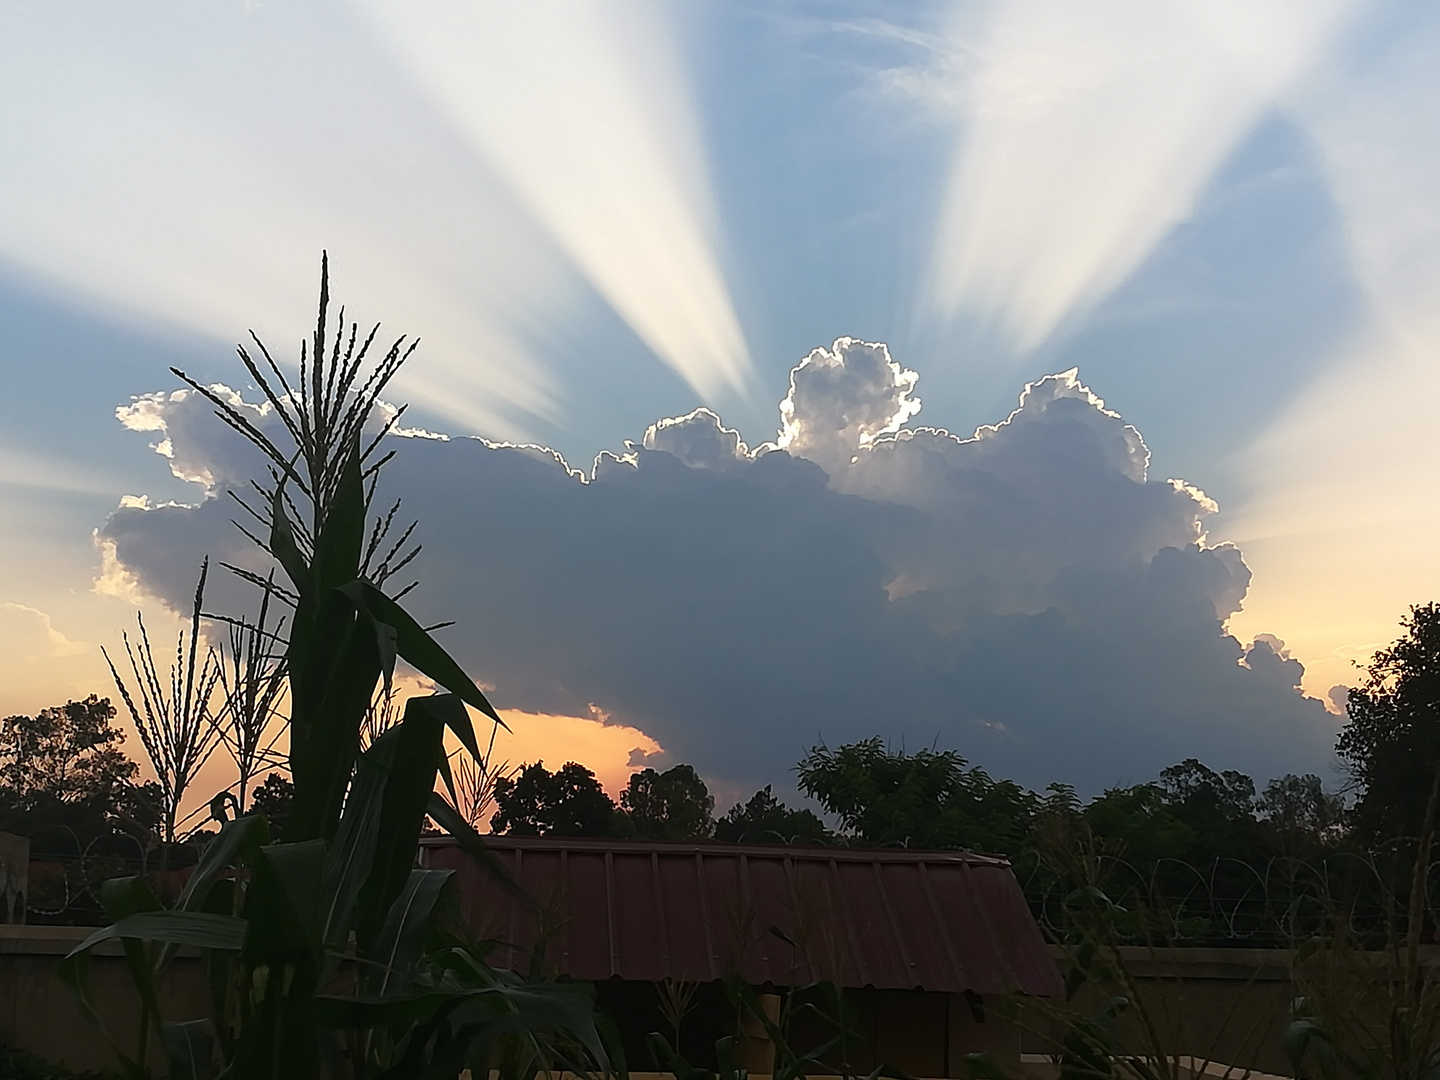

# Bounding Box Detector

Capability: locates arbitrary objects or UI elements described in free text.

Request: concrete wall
[822,949,1295,1080]
[0,925,207,1074]
[0,934,1304,1078]
[793,949,1297,1077]
[1019,947,1297,1076]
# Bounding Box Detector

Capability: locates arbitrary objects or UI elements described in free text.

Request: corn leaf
[69,911,248,954]
[371,869,454,995]
[244,840,327,958]
[356,695,446,949]
[161,1019,216,1080]
[340,579,502,735]
[267,481,308,591]
[58,949,155,1080]
[320,730,398,950]
[425,792,531,907]
[286,590,378,842]
[316,446,366,594]
[176,814,270,912]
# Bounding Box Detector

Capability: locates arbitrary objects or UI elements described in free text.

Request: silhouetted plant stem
[213,571,287,814]
[103,559,222,844]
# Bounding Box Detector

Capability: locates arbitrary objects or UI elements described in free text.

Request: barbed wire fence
[1018,845,1440,948]
[22,825,211,924]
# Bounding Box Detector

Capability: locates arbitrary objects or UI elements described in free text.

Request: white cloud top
[778,338,922,472]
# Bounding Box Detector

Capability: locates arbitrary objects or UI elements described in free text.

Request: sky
[3,0,1439,811]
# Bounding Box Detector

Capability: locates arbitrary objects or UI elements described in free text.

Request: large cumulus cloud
[100,339,1336,794]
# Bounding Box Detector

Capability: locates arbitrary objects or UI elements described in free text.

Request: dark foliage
[619,764,714,840]
[490,760,616,837]
[1080,782,1194,866]
[487,762,719,842]
[714,785,830,845]
[0,696,137,809]
[0,1040,119,1080]
[1156,758,1266,861]
[1338,601,1440,846]
[0,696,158,854]
[248,772,293,836]
[1258,772,1345,853]
[790,735,1358,945]
[797,736,1037,852]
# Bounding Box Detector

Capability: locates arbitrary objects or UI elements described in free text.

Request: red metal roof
[421,836,1062,996]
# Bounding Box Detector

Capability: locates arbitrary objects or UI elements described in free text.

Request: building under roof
[422,835,1061,997]
[423,836,1062,1075]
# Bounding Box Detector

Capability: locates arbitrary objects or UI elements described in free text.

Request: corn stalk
[104,559,223,844]
[66,256,603,1080]
[212,573,288,814]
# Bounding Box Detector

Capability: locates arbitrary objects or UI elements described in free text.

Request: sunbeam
[923,0,1358,351]
[4,0,1439,809]
[1227,2,1440,698]
[0,4,572,439]
[358,0,754,401]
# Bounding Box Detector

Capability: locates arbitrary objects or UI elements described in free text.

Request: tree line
[481,603,1440,862]
[4,602,1438,934]
[478,739,1342,856]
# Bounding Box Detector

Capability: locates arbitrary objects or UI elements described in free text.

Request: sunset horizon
[4,0,1439,814]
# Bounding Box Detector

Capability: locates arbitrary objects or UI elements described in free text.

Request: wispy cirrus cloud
[0,603,102,716]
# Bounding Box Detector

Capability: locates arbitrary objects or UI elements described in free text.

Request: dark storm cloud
[101,339,1336,794]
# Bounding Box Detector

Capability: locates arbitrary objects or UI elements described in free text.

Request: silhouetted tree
[797,737,1036,852]
[1338,602,1440,846]
[1081,782,1196,867]
[1159,758,1257,820]
[1258,773,1345,853]
[0,695,136,805]
[0,697,158,924]
[490,761,615,837]
[619,764,714,840]
[250,772,294,838]
[0,696,155,847]
[714,785,830,845]
[1154,757,1266,862]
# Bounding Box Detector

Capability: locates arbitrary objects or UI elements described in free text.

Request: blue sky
[3,0,1438,802]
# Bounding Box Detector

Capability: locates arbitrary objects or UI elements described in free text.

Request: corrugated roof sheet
[421,836,1062,996]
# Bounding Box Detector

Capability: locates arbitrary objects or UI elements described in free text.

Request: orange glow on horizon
[467,705,663,802]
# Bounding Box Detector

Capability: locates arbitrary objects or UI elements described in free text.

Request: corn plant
[212,574,288,814]
[104,559,224,844]
[655,977,701,1058]
[361,683,403,753]
[64,257,605,1080]
[443,719,512,831]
